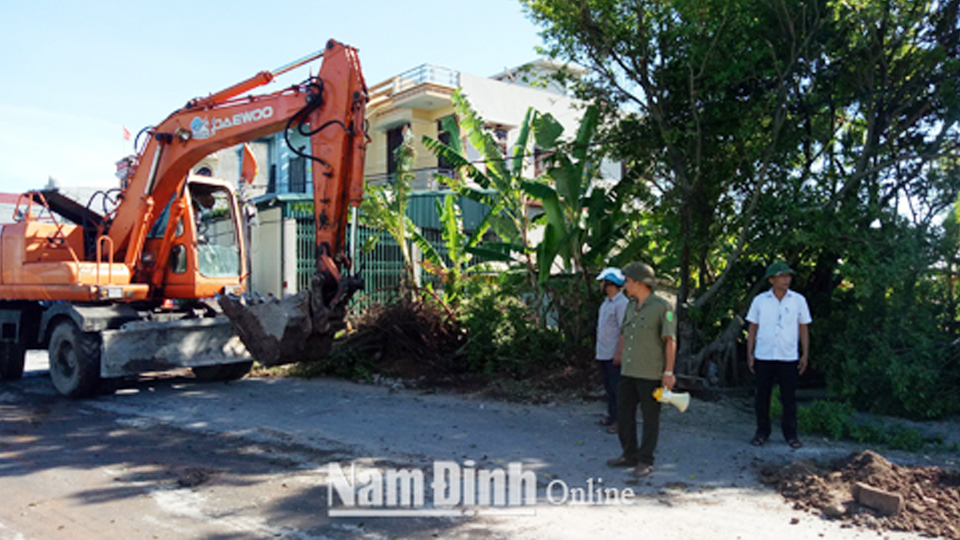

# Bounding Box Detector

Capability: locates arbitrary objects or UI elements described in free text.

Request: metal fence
[283,192,479,309]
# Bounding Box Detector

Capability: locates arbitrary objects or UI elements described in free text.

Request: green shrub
[812,262,960,420]
[458,287,564,377]
[798,400,856,440]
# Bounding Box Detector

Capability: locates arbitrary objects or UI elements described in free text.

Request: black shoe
[632,463,654,477]
[606,455,639,467]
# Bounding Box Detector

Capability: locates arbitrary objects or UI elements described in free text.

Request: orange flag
[122,125,131,141]
[240,143,258,184]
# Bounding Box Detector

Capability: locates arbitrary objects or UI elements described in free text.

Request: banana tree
[360,127,436,301]
[425,91,634,280]
[423,89,542,288]
[417,193,494,307]
[523,105,635,352]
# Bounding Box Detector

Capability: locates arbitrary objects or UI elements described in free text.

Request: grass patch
[798,399,950,452]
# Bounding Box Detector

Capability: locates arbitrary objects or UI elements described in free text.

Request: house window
[493,128,508,156]
[268,164,277,193]
[387,124,409,180]
[289,156,306,193]
[437,117,455,171]
[195,166,213,177]
[485,124,509,157]
[534,147,555,177]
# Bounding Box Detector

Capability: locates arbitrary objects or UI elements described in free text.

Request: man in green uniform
[606,262,677,478]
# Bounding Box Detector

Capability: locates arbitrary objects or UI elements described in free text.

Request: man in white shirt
[595,267,629,434]
[746,262,812,449]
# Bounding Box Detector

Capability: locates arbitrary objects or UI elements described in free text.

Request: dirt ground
[359,358,960,539]
[761,450,960,539]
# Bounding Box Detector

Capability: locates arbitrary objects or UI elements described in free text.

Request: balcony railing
[392,64,460,94]
[367,168,456,191]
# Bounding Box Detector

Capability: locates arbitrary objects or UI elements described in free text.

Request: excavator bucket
[218,272,363,367]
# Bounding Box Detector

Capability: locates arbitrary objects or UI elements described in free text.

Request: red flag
[122,125,131,141]
[240,143,258,185]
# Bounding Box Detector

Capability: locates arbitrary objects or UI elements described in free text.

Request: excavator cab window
[188,184,240,278]
[148,198,185,239]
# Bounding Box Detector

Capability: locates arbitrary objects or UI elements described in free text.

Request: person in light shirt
[594,267,628,434]
[746,262,812,449]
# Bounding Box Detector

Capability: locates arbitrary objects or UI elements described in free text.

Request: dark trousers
[754,359,799,441]
[598,360,620,422]
[617,376,661,466]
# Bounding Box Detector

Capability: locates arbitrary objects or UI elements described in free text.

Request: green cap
[763,261,794,280]
[623,262,657,287]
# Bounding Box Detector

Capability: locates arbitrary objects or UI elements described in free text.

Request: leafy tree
[522,0,960,409]
[522,0,826,372]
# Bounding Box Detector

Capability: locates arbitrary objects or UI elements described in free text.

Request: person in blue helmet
[595,267,628,434]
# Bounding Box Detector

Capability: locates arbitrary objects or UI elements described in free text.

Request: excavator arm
[109,39,369,366]
[111,40,366,270]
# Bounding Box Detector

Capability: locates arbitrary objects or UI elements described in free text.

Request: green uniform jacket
[620,293,677,380]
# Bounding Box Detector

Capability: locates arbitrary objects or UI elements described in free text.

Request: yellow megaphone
[653,387,691,413]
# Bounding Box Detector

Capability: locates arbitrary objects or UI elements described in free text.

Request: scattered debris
[176,467,217,488]
[760,450,960,538]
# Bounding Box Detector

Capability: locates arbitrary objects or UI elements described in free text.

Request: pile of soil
[760,450,960,538]
[321,299,464,380]
[327,299,602,401]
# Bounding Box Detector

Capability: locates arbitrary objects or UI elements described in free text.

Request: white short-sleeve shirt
[746,289,812,361]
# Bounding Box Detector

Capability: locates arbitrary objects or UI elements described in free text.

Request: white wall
[250,206,283,296]
[458,73,621,185]
[459,72,584,135]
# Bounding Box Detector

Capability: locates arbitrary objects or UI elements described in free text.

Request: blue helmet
[596,267,625,286]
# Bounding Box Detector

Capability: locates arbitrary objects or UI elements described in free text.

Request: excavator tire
[0,342,26,381]
[191,360,254,381]
[48,321,102,399]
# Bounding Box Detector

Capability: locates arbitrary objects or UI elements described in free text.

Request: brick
[852,482,904,516]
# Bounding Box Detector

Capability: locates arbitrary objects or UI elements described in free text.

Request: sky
[0,0,545,193]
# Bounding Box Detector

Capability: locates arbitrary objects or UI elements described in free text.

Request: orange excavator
[0,39,368,397]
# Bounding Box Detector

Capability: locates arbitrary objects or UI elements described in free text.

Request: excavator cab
[187,181,242,279]
[144,176,245,299]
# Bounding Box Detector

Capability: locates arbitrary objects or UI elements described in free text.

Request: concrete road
[0,352,941,539]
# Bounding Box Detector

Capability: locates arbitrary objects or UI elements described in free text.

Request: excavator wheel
[0,342,26,381]
[191,361,254,382]
[48,321,102,399]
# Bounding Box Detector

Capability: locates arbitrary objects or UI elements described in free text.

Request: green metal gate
[273,191,486,309]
